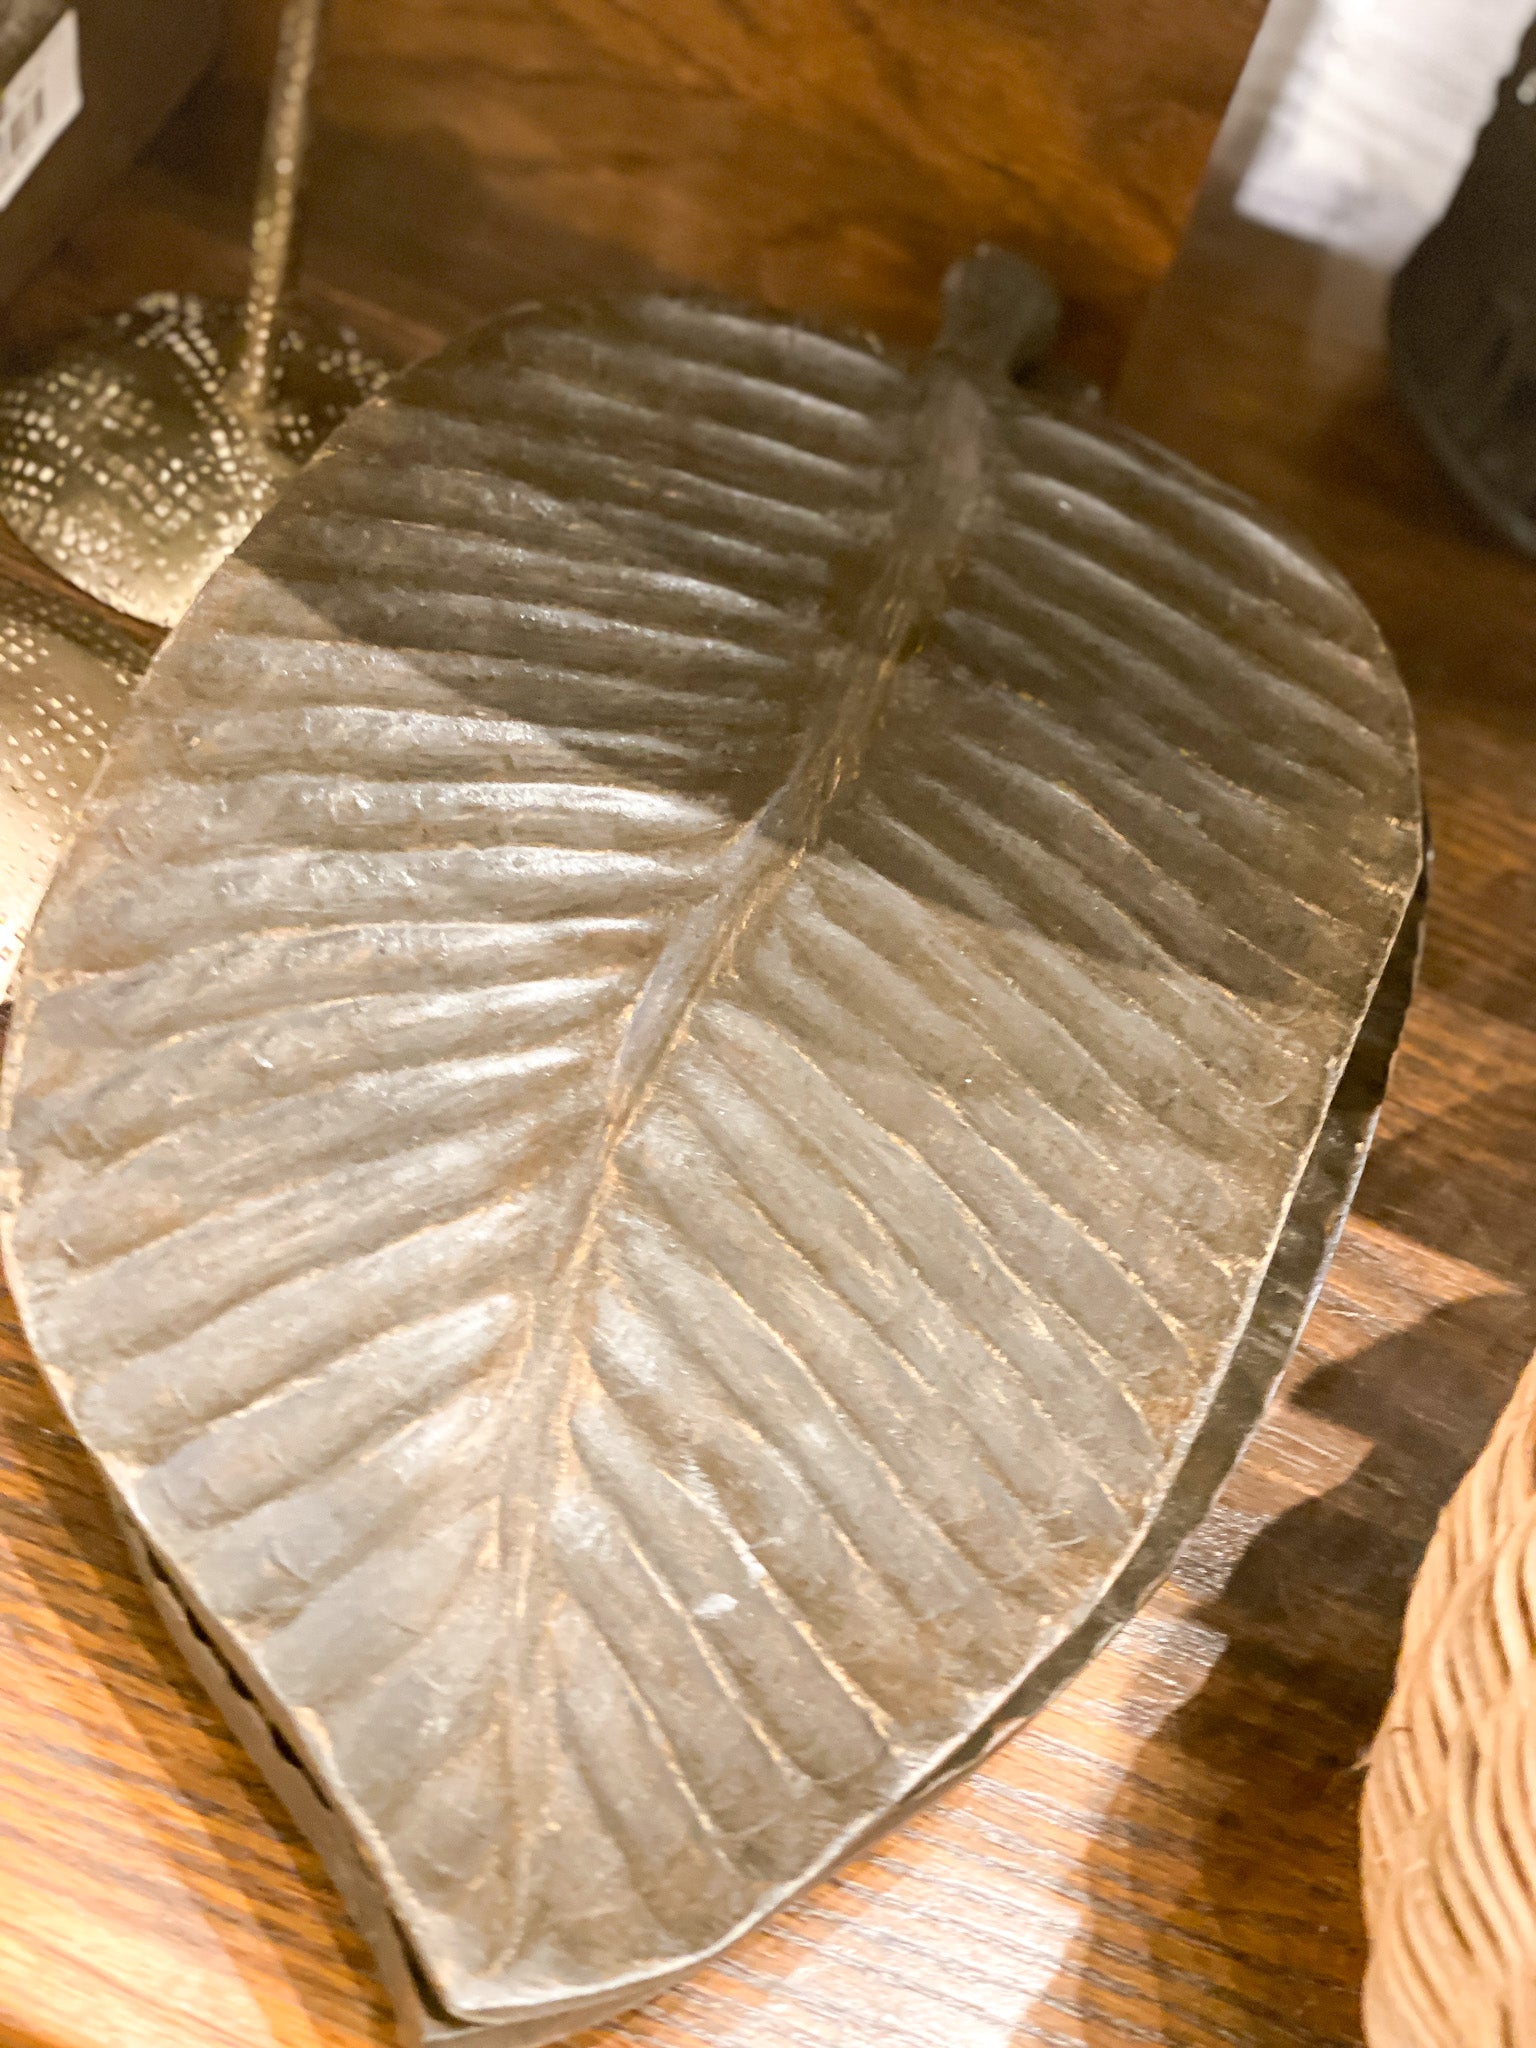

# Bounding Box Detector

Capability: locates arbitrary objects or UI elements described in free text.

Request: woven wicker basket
[1362,1343,1536,2047]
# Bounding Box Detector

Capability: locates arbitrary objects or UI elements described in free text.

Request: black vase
[1392,14,1536,552]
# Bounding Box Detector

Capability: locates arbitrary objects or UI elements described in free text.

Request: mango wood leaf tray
[0,253,1423,2046]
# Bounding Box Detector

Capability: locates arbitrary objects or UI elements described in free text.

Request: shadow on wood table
[1035,1079,1536,2047]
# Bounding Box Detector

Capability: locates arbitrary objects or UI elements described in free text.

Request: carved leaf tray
[0,255,1423,2045]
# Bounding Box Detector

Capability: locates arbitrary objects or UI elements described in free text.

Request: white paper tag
[0,8,81,215]
[1235,0,1530,266]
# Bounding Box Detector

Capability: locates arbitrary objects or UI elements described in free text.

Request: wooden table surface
[2,74,1536,2048]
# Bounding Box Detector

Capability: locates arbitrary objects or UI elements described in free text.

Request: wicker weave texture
[1362,1344,1536,2047]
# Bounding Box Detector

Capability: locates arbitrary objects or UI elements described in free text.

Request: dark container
[0,1,222,308]
[1391,14,1536,551]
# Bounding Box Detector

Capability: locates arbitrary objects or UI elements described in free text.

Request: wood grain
[1,51,1536,2048]
[153,0,1266,382]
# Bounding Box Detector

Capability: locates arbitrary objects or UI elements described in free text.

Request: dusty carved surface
[0,268,1419,2038]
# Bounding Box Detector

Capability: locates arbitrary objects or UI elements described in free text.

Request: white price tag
[1235,0,1532,266]
[0,8,81,215]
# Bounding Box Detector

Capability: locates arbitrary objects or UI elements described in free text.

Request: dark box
[0,0,221,305]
